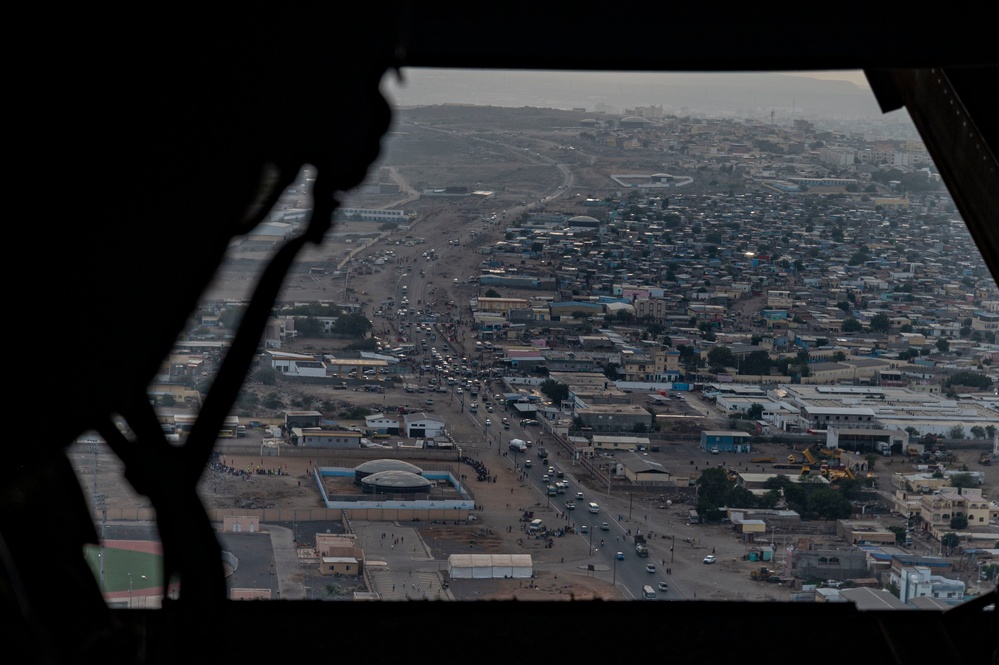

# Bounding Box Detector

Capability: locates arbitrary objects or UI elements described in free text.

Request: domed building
[566,215,601,231]
[619,115,651,129]
[359,470,433,495]
[353,459,424,485]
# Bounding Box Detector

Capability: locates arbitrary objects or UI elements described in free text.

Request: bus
[642,585,656,600]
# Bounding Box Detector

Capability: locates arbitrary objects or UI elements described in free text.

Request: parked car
[703,555,717,564]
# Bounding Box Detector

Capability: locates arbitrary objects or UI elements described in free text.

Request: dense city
[78,87,998,612]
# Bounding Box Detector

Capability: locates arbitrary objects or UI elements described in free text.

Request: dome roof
[568,215,599,223]
[355,459,423,475]
[360,470,432,492]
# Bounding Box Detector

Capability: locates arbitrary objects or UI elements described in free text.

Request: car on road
[616,552,625,561]
[520,418,540,427]
[657,582,669,592]
[646,564,656,573]
[524,459,532,468]
[600,522,610,531]
[565,501,575,510]
[576,492,584,500]
[456,388,463,394]
[484,419,491,426]
[703,555,717,564]
[542,474,549,482]
[580,525,588,533]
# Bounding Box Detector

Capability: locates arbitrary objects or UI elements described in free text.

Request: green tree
[763,475,807,512]
[484,289,501,298]
[159,393,176,407]
[697,467,734,508]
[946,370,993,389]
[950,515,969,530]
[332,313,373,338]
[841,317,863,333]
[807,488,853,520]
[707,345,737,372]
[747,403,764,420]
[742,350,772,375]
[949,473,978,489]
[940,532,960,554]
[948,425,966,440]
[936,338,950,353]
[539,379,569,404]
[887,525,907,545]
[727,485,758,508]
[869,313,891,333]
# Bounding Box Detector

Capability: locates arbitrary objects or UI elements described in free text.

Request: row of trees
[696,468,857,523]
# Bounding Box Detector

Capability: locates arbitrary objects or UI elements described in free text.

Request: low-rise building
[700,430,752,453]
[890,565,966,606]
[292,428,363,448]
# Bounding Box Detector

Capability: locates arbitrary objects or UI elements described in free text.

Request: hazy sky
[383,68,879,119]
[780,70,869,88]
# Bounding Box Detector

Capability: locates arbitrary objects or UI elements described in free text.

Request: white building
[891,566,966,606]
[403,413,447,439]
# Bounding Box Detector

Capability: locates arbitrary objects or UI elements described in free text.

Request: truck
[875,441,892,456]
[509,439,528,453]
[634,532,649,556]
[751,567,780,582]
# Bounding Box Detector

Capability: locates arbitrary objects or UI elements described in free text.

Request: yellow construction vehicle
[751,567,780,582]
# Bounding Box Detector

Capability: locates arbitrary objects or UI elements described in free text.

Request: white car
[484,419,492,426]
[703,555,717,564]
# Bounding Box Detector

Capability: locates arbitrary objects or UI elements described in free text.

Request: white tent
[448,553,533,579]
